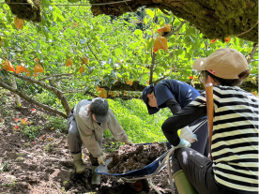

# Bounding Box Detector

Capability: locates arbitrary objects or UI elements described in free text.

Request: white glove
[180,126,198,143]
[97,153,106,166]
[173,139,191,149]
[125,139,134,146]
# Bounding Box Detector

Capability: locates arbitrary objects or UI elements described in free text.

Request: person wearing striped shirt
[162,48,258,194]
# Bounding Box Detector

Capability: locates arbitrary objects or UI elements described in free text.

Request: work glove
[125,139,134,146]
[97,153,106,166]
[173,138,191,150]
[180,126,198,143]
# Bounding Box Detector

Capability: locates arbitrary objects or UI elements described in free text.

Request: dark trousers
[67,111,101,166]
[189,119,210,157]
[173,147,253,194]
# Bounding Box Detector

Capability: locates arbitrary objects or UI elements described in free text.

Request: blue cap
[142,84,159,115]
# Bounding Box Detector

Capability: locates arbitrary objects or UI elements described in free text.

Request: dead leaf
[48,138,53,141]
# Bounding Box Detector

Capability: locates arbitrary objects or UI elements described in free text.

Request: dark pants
[67,111,101,166]
[189,119,209,157]
[173,148,252,194]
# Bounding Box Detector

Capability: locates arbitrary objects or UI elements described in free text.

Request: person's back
[190,85,259,192]
[207,85,258,192]
[154,79,200,109]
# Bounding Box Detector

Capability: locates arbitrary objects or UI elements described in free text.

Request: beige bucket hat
[193,48,249,79]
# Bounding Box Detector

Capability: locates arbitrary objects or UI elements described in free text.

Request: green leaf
[115,48,123,57]
[146,9,154,19]
[144,17,148,25]
[134,29,142,37]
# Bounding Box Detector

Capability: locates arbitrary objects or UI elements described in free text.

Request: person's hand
[102,152,106,161]
[125,139,134,146]
[180,126,198,143]
[97,153,106,166]
[173,139,191,149]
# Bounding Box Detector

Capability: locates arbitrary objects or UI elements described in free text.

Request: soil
[107,143,168,174]
[0,90,176,194]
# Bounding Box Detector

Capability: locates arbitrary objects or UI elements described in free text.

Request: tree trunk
[12,76,21,107]
[90,0,258,42]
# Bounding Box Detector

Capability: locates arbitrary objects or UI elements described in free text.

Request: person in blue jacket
[142,79,209,156]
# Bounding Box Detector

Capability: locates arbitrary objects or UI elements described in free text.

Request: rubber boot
[173,170,198,194]
[91,166,101,185]
[71,153,85,174]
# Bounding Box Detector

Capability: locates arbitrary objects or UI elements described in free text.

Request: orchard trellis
[0,0,258,118]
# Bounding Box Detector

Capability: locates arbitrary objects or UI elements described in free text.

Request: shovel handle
[205,83,214,160]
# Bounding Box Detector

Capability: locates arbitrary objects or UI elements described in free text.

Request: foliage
[20,124,42,139]
[44,143,55,152]
[45,115,67,132]
[0,1,257,117]
[105,98,171,143]
[0,161,10,173]
[103,141,123,153]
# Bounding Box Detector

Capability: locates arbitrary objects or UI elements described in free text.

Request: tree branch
[11,73,71,116]
[20,73,73,93]
[247,43,258,64]
[13,73,64,93]
[154,75,169,85]
[100,80,145,91]
[149,52,157,84]
[0,80,67,118]
[84,90,141,100]
[40,73,73,81]
[63,89,85,94]
[236,21,259,38]
[164,20,187,38]
[87,41,100,62]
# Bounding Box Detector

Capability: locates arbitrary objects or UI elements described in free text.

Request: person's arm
[107,109,132,144]
[165,98,181,114]
[162,105,206,146]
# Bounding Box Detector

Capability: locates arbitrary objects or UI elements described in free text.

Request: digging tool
[205,83,214,160]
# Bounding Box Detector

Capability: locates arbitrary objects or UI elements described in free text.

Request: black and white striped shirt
[190,85,258,193]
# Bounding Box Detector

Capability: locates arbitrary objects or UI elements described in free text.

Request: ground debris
[107,142,168,174]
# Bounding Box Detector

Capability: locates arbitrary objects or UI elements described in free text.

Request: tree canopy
[90,0,258,43]
[0,0,258,118]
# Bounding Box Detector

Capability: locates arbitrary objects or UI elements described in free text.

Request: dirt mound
[107,143,168,174]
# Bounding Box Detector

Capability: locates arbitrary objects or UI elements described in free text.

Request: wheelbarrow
[95,118,208,194]
[95,142,175,194]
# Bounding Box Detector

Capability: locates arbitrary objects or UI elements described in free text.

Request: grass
[106,98,171,143]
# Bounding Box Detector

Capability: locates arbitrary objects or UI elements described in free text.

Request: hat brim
[94,113,110,123]
[147,105,159,115]
[193,58,206,71]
